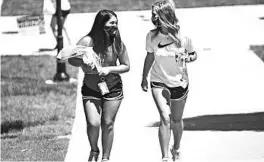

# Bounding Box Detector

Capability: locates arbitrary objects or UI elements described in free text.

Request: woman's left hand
[99,67,111,76]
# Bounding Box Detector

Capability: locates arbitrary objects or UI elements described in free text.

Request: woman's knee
[101,119,114,130]
[160,115,171,126]
[171,118,183,126]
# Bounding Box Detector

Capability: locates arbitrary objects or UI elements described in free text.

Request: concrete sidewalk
[64,5,264,162]
[65,71,264,162]
[1,5,264,162]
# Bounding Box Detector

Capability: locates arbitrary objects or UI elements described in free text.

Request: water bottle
[177,48,188,88]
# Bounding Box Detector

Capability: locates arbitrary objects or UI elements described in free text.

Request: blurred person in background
[49,0,71,48]
[141,0,197,161]
[67,10,130,162]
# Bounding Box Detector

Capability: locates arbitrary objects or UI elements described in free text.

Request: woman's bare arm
[68,36,93,67]
[142,52,155,78]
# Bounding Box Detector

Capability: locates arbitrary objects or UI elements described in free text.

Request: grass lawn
[1,55,79,161]
[1,0,264,16]
[1,138,69,161]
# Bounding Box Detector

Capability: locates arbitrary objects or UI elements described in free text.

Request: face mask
[104,26,118,36]
[151,17,161,27]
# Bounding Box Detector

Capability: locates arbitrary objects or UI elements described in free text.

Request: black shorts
[151,82,189,100]
[81,80,123,101]
[54,9,70,18]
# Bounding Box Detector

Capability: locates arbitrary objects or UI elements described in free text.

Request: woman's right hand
[141,77,148,92]
[81,63,98,74]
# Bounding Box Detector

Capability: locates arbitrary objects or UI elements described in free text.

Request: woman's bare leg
[83,99,101,153]
[50,15,57,41]
[170,96,187,151]
[152,88,171,159]
[101,99,122,160]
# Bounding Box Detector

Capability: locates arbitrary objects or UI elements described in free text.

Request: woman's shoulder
[77,35,93,47]
[146,29,159,42]
[147,29,158,37]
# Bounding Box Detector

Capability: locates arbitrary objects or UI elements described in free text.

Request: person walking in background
[50,0,71,48]
[141,1,197,161]
[67,10,130,162]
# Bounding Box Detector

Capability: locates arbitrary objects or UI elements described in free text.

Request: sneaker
[88,150,100,162]
[170,148,180,161]
[101,159,109,162]
[162,157,170,162]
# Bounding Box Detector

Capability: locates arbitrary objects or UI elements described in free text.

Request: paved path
[64,5,264,162]
[1,5,264,162]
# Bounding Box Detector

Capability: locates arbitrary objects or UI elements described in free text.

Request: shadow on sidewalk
[250,45,264,62]
[148,112,264,131]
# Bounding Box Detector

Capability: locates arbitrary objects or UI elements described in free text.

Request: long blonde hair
[152,0,181,47]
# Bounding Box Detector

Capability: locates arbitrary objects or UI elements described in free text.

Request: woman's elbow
[122,63,130,73]
[193,53,198,61]
[191,55,197,62]
[125,64,130,72]
[188,52,197,62]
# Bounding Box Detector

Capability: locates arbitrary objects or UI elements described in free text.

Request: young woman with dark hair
[68,10,130,162]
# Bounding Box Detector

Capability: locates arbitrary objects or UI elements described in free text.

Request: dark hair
[87,9,124,56]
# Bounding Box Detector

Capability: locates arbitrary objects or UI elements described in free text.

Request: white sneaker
[162,157,171,162]
[101,159,109,162]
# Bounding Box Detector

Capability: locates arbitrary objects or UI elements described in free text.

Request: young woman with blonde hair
[141,1,197,161]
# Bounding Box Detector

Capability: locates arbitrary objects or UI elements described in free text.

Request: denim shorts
[150,82,189,100]
[81,80,123,101]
